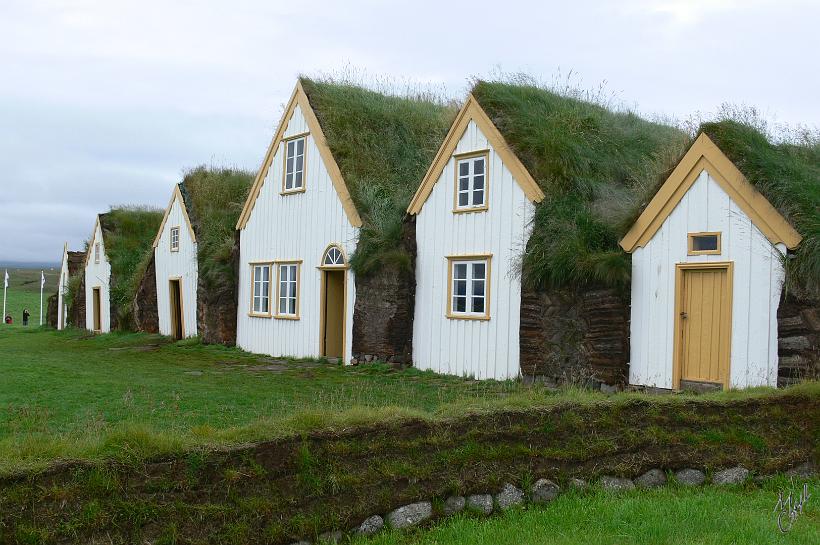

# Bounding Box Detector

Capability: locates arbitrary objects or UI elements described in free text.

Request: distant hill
[0,261,61,270]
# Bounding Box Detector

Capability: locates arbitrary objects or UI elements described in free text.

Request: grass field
[352,477,819,545]
[0,267,59,324]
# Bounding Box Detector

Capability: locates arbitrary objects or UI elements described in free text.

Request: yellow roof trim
[84,215,102,267]
[235,80,363,230]
[152,184,197,249]
[407,94,545,215]
[620,133,802,252]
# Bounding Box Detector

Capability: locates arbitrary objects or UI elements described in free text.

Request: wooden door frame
[92,286,102,333]
[672,261,734,390]
[318,266,348,360]
[169,277,185,339]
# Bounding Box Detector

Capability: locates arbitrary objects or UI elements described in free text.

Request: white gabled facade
[407,96,545,380]
[84,217,112,333]
[57,244,70,330]
[621,133,802,390]
[235,82,361,363]
[153,185,198,339]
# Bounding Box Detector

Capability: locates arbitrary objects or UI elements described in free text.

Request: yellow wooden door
[322,270,345,359]
[93,288,101,332]
[678,267,731,386]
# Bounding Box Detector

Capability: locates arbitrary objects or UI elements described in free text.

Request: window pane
[473,175,484,190]
[289,298,296,315]
[473,279,485,297]
[289,280,297,298]
[459,177,469,191]
[473,190,484,206]
[254,281,260,298]
[459,162,469,176]
[279,298,287,314]
[454,263,467,279]
[473,158,484,175]
[472,297,484,313]
[296,155,303,172]
[286,156,293,174]
[285,173,293,189]
[454,296,466,313]
[296,138,304,154]
[472,263,486,279]
[458,193,469,207]
[692,235,718,251]
[454,279,466,296]
[261,297,268,313]
[294,170,302,187]
[287,140,295,156]
[262,266,270,282]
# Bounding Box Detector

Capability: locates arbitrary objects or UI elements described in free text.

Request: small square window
[688,232,721,255]
[454,152,489,212]
[94,243,100,264]
[283,135,307,193]
[447,256,491,319]
[170,226,180,252]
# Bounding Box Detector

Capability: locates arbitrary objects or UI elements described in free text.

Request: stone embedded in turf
[466,494,494,515]
[713,466,750,485]
[569,477,588,489]
[531,478,561,503]
[443,496,466,515]
[318,530,342,543]
[600,476,635,491]
[387,502,432,529]
[786,461,816,479]
[675,468,706,486]
[495,483,525,510]
[356,515,384,536]
[634,469,667,488]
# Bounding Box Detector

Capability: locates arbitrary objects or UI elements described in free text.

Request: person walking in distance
[22,308,30,326]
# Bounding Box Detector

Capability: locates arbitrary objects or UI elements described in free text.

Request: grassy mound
[180,166,253,295]
[301,77,457,275]
[702,120,820,298]
[98,207,163,327]
[471,78,687,290]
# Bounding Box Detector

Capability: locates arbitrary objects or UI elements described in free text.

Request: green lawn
[353,478,819,545]
[1,267,59,324]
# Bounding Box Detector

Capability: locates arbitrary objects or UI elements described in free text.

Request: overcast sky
[1,0,817,264]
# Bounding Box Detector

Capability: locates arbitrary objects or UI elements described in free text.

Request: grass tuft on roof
[98,207,163,327]
[471,77,688,290]
[300,76,458,275]
[180,166,254,297]
[701,119,820,299]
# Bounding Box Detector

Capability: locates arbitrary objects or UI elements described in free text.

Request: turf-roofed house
[235,78,455,363]
[408,79,686,383]
[152,168,253,343]
[84,208,163,334]
[622,124,818,390]
[55,243,86,329]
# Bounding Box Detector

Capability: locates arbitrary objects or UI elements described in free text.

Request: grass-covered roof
[700,120,819,298]
[300,77,457,274]
[471,78,688,290]
[98,207,163,325]
[179,166,254,296]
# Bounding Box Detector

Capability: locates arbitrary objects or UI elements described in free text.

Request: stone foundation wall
[132,254,159,334]
[69,276,85,328]
[197,230,240,345]
[777,293,820,386]
[46,293,59,328]
[520,287,630,387]
[351,218,416,364]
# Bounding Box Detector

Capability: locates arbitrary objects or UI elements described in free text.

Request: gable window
[94,243,100,264]
[447,255,491,319]
[250,263,272,316]
[170,226,180,252]
[688,232,721,255]
[322,245,346,267]
[276,262,301,318]
[454,151,489,212]
[282,135,307,193]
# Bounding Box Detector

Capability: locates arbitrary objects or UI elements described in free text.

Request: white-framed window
[447,256,491,319]
[250,263,272,316]
[276,262,300,318]
[322,245,346,267]
[455,152,488,211]
[170,226,180,252]
[283,135,306,193]
[94,243,100,264]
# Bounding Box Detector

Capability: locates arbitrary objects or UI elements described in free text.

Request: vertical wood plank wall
[630,170,785,388]
[236,105,358,363]
[154,195,199,338]
[85,222,112,333]
[413,120,535,379]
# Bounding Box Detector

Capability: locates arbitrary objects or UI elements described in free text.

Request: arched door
[319,244,347,360]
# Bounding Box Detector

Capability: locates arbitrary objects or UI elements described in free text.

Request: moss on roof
[98,207,163,326]
[701,120,819,298]
[179,166,254,297]
[300,77,457,275]
[471,79,688,289]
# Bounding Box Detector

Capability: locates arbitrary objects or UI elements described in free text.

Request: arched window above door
[322,244,346,267]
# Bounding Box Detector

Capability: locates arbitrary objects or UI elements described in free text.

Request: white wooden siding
[629,170,785,389]
[413,120,535,380]
[237,104,358,362]
[57,249,69,330]
[84,221,112,333]
[155,195,198,338]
